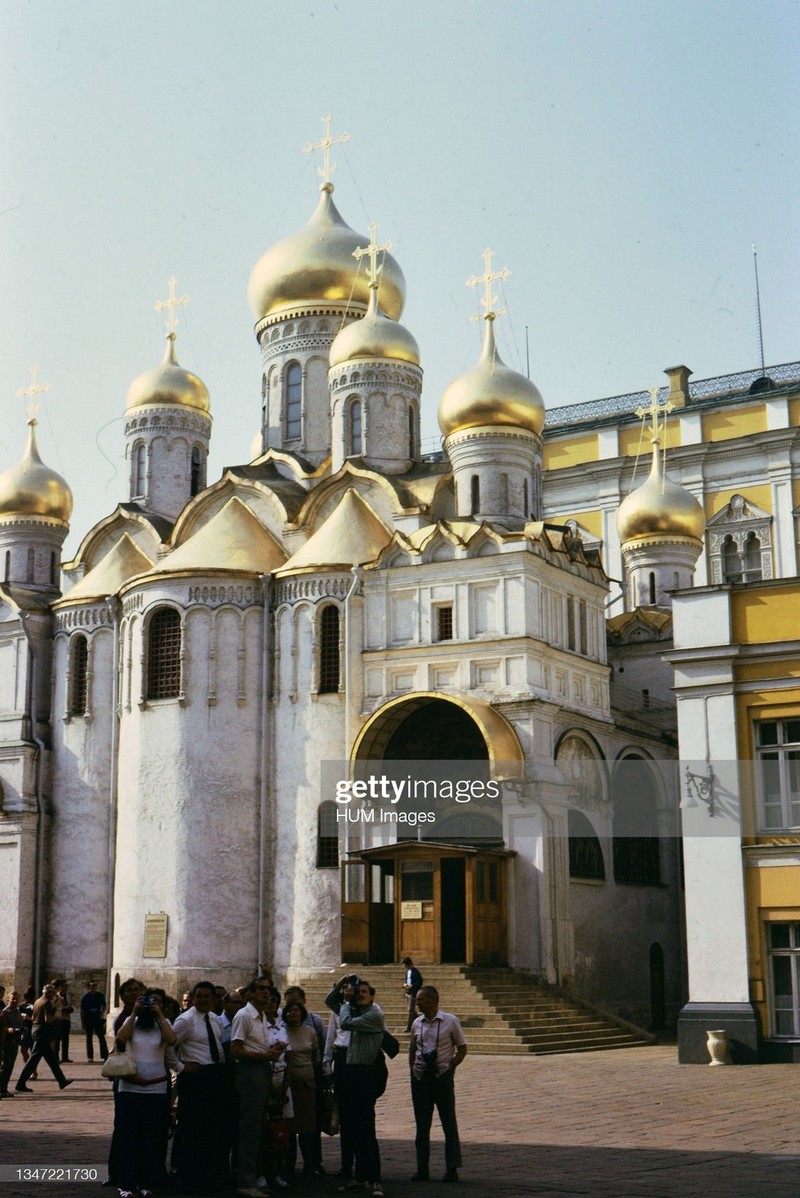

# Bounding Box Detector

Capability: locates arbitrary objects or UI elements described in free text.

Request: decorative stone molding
[187,584,261,608]
[55,605,112,631]
[273,575,351,606]
[707,494,773,583]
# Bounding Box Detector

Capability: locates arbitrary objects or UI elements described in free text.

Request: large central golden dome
[328,285,420,367]
[617,447,706,544]
[0,422,73,523]
[248,185,406,323]
[126,336,211,414]
[438,318,545,437]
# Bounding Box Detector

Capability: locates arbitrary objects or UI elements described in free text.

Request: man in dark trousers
[401,957,423,1032]
[15,984,73,1092]
[80,980,108,1061]
[408,986,467,1184]
[172,979,230,1193]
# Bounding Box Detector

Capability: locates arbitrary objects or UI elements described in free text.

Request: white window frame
[767,921,800,1038]
[756,718,800,831]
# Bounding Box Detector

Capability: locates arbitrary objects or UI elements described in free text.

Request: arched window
[743,531,763,582]
[26,548,35,582]
[568,809,605,880]
[190,447,203,496]
[348,400,362,455]
[523,479,529,517]
[133,443,147,499]
[721,534,741,583]
[317,801,339,868]
[147,607,182,700]
[285,362,302,439]
[648,572,657,605]
[69,635,89,716]
[470,475,480,515]
[4,550,10,582]
[318,605,340,694]
[408,405,416,458]
[612,756,661,884]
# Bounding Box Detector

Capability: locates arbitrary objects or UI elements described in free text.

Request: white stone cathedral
[0,153,709,1031]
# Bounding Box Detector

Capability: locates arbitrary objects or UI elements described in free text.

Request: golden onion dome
[438,318,545,437]
[329,285,420,368]
[247,185,406,323]
[126,335,211,414]
[0,421,73,523]
[617,446,706,544]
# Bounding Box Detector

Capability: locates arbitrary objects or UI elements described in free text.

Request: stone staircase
[294,964,654,1056]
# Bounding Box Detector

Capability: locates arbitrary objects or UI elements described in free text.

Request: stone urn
[706,1028,733,1065]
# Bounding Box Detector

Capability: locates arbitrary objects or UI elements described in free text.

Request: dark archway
[383,698,488,760]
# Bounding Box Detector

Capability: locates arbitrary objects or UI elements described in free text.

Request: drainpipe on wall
[20,612,46,992]
[105,596,121,999]
[257,575,271,964]
[343,566,363,770]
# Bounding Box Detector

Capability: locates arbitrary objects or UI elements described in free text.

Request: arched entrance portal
[341,694,522,966]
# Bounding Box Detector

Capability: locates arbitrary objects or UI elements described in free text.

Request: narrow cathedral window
[648,572,657,605]
[4,550,9,582]
[147,607,182,700]
[69,635,89,716]
[408,405,416,458]
[435,605,454,642]
[316,801,339,868]
[26,547,35,582]
[190,447,203,496]
[318,605,340,693]
[470,475,480,515]
[349,400,362,455]
[285,362,302,439]
[50,552,58,587]
[133,443,147,499]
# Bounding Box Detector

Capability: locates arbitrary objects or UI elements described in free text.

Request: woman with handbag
[111,989,177,1198]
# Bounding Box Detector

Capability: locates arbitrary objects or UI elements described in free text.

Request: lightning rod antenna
[753,243,766,374]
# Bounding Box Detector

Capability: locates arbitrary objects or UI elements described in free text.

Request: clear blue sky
[1,0,798,553]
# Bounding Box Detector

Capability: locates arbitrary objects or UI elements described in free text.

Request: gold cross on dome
[635,386,674,444]
[154,277,189,336]
[17,363,50,423]
[304,113,351,185]
[353,223,393,287]
[467,248,510,321]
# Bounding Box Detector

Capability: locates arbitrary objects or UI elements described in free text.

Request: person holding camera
[326,974,385,1197]
[408,986,467,1184]
[114,988,178,1198]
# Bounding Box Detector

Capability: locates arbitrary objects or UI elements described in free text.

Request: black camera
[139,994,157,1009]
[345,974,360,988]
[422,1048,438,1073]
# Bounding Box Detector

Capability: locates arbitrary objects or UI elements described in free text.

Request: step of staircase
[290,964,653,1056]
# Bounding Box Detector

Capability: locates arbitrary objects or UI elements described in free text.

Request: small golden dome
[248,186,406,322]
[329,286,420,367]
[0,421,73,523]
[438,318,545,437]
[126,335,211,414]
[617,447,706,544]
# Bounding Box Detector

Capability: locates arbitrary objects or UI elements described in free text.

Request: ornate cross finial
[635,386,674,444]
[154,276,189,337]
[353,222,393,288]
[304,113,351,186]
[467,248,511,321]
[17,364,49,423]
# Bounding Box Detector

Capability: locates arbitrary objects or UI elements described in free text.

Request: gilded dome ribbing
[329,286,420,367]
[126,336,211,414]
[248,186,405,322]
[438,318,545,437]
[617,446,706,544]
[0,422,73,523]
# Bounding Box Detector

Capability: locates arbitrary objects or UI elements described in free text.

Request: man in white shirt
[409,986,467,1184]
[231,977,287,1198]
[171,980,228,1192]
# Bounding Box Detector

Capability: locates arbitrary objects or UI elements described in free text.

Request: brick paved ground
[1,1042,797,1197]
